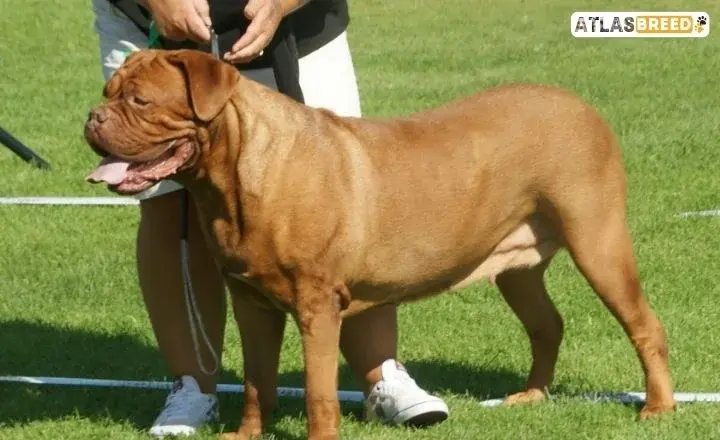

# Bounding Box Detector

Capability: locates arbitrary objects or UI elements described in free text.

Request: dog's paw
[501,388,547,407]
[220,427,262,440]
[639,401,677,420]
[697,15,708,25]
[308,434,340,440]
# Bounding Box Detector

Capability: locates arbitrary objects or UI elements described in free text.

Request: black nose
[88,108,108,123]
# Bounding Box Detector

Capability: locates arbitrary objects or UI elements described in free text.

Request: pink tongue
[86,156,131,185]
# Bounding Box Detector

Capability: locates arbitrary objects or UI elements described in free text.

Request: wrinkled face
[84,49,238,194]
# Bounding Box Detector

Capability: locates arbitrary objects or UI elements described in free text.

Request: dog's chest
[224,269,295,312]
[222,245,299,312]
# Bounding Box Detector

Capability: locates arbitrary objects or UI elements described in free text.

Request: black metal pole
[0,125,51,170]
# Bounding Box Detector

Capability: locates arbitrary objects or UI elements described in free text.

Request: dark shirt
[107,0,344,99]
[209,0,349,57]
[156,0,349,69]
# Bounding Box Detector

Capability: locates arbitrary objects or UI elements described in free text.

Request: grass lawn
[1,0,719,439]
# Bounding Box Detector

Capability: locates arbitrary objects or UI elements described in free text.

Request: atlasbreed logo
[571,12,709,38]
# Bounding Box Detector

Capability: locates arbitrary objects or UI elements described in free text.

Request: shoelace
[375,372,420,396]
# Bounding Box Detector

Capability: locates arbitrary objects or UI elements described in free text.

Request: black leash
[269,17,305,104]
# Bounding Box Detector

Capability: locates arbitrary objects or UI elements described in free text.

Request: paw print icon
[694,15,708,34]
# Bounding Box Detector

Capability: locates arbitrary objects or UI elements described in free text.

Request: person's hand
[224,0,300,63]
[140,0,212,43]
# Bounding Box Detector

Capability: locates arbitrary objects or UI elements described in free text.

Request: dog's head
[84,49,239,195]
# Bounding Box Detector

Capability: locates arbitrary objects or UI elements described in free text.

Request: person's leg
[341,305,448,426]
[137,191,227,393]
[92,1,225,436]
[297,31,449,426]
[340,304,397,392]
[137,191,228,436]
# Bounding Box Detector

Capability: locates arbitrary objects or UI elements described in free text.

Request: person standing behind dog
[91,0,449,436]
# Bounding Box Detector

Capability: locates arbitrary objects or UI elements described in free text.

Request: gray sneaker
[149,376,219,437]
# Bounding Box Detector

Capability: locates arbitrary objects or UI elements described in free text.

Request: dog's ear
[103,49,155,99]
[167,50,239,122]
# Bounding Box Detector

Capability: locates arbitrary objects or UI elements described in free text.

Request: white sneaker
[365,359,449,427]
[149,376,219,437]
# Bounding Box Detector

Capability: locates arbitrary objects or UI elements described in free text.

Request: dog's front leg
[223,278,286,440]
[295,278,343,440]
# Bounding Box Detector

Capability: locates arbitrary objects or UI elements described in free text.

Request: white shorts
[92,0,362,200]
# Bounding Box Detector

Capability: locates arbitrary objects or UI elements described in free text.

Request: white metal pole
[0,375,366,403]
[0,197,139,206]
[678,209,720,217]
[478,391,720,407]
[3,375,720,407]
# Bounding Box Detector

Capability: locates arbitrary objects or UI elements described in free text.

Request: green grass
[1,0,719,438]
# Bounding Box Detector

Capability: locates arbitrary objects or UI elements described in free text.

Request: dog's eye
[130,95,151,107]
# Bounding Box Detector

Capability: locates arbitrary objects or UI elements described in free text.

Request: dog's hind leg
[559,188,676,418]
[496,261,563,406]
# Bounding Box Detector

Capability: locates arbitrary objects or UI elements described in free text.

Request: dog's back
[333,84,621,304]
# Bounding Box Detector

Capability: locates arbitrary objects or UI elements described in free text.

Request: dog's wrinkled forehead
[102,49,240,122]
[103,50,188,107]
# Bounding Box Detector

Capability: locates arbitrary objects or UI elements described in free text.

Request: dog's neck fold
[179,76,310,269]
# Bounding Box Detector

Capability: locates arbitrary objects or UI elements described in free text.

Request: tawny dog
[84,49,676,440]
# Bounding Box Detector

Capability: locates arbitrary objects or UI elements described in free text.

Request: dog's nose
[88,108,108,124]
